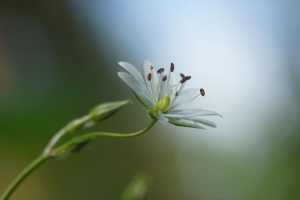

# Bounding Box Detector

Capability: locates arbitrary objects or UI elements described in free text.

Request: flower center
[147,62,197,113]
[156,96,170,112]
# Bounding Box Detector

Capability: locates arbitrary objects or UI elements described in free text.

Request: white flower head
[118,61,222,129]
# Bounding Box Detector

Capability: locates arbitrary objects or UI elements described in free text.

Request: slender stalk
[80,119,157,138]
[52,119,157,155]
[1,154,48,200]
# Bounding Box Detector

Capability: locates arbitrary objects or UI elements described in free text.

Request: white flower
[118,61,222,129]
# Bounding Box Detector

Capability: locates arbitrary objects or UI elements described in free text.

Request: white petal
[170,88,198,109]
[158,110,169,124]
[168,115,217,128]
[168,118,206,130]
[142,61,152,83]
[118,61,144,84]
[142,61,156,102]
[190,117,217,128]
[167,109,223,118]
[118,72,154,107]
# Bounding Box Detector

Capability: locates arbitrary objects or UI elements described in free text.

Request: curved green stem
[52,119,157,155]
[1,154,48,200]
[81,119,156,138]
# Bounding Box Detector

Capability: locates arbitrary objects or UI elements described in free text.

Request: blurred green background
[1,0,300,199]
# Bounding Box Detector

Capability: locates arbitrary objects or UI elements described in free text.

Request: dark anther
[150,65,154,69]
[162,75,167,81]
[200,88,205,96]
[186,76,191,80]
[175,92,179,96]
[148,73,152,81]
[180,77,187,84]
[170,63,174,72]
[180,73,185,78]
[157,68,164,74]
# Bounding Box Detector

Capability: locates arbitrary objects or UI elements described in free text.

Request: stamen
[200,88,205,96]
[156,74,161,99]
[157,70,166,101]
[181,88,204,106]
[162,75,169,101]
[186,76,191,80]
[160,81,165,107]
[178,82,186,94]
[157,68,164,74]
[161,76,167,106]
[147,73,156,103]
[148,73,152,81]
[150,67,158,102]
[149,78,156,102]
[170,63,174,72]
[166,63,174,96]
[180,73,185,78]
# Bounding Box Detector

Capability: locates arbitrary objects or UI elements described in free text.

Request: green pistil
[156,96,170,112]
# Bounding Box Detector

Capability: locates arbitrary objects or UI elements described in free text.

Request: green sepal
[168,118,206,130]
[50,138,92,159]
[70,139,91,153]
[148,110,159,120]
[90,100,131,122]
[50,134,96,158]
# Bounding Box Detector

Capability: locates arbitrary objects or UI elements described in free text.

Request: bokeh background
[1,0,300,199]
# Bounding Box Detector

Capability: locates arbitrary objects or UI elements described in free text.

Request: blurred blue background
[1,0,300,199]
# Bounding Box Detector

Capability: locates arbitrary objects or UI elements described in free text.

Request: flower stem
[52,119,157,155]
[0,154,48,200]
